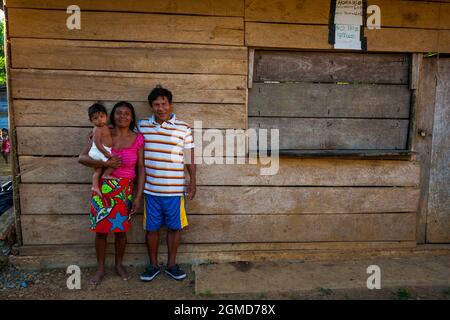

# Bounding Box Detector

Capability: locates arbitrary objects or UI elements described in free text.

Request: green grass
[0,20,5,86]
[288,293,298,300]
[317,287,333,296]
[257,293,267,300]
[392,288,412,300]
[197,289,213,297]
[442,287,450,296]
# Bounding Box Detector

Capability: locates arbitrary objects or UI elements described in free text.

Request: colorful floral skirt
[89,177,134,234]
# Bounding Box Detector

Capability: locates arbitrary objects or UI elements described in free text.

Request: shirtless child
[88,103,114,196]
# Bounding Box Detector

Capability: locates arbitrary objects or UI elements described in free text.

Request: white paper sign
[334,24,362,50]
[334,0,363,25]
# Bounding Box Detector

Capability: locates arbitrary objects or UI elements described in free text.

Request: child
[1,129,10,164]
[88,103,114,196]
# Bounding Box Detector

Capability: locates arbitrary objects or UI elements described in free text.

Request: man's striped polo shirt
[138,114,194,196]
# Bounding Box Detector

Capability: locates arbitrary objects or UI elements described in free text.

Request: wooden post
[248,48,255,89]
[426,57,450,242]
[411,54,438,244]
[407,53,422,161]
[3,5,23,246]
[246,48,254,156]
[409,53,422,91]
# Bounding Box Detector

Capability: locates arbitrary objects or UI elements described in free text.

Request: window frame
[247,49,418,160]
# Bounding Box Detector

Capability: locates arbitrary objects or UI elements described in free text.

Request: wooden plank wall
[249,51,411,150]
[5,0,449,260]
[426,58,450,242]
[413,56,439,243]
[6,0,249,253]
[245,0,450,52]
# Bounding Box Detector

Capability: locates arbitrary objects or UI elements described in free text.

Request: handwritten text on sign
[335,0,363,25]
[335,24,362,50]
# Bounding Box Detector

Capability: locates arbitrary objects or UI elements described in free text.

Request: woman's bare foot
[115,264,130,281]
[90,268,105,285]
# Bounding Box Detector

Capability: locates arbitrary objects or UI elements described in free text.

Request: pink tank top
[111,133,144,179]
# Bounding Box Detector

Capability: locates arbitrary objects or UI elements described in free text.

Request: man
[139,85,196,281]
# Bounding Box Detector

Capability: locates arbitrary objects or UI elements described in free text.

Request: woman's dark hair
[88,103,107,120]
[110,101,136,131]
[148,85,172,106]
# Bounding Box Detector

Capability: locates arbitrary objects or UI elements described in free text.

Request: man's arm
[183,126,196,200]
[185,148,196,200]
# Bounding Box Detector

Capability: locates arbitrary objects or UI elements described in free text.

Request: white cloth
[88,143,112,162]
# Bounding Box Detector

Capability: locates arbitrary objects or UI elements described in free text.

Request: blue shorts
[143,194,188,231]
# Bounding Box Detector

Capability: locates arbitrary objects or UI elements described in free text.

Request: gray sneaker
[165,264,186,280]
[140,265,160,282]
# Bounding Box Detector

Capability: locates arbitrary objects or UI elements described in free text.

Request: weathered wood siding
[245,0,450,52]
[4,0,450,261]
[249,51,412,151]
[426,58,450,242]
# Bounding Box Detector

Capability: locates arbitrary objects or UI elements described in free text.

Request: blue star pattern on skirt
[108,213,128,231]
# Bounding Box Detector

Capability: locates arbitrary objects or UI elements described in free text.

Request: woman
[79,101,145,285]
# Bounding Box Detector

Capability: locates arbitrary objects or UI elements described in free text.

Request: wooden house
[2,0,450,268]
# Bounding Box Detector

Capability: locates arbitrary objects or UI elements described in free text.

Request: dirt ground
[1,263,450,300]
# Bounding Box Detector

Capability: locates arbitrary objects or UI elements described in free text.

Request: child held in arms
[87,103,114,196]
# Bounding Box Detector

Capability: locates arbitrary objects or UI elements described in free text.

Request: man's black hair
[148,85,173,106]
[88,103,108,120]
[110,101,137,131]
